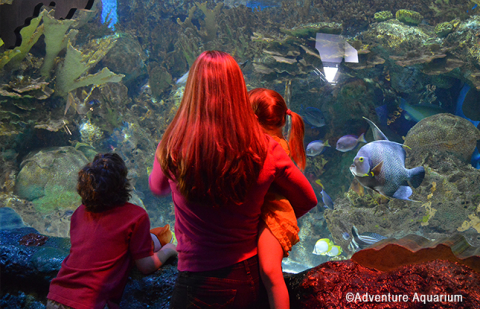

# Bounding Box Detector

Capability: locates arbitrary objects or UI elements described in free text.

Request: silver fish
[306,140,330,157]
[350,140,425,200]
[336,133,366,152]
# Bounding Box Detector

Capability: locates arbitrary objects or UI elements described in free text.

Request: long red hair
[248,88,306,171]
[157,51,268,206]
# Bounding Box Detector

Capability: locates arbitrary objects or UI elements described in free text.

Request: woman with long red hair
[149,51,317,308]
[249,88,306,309]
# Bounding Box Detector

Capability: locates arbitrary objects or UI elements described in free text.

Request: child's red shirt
[47,202,153,309]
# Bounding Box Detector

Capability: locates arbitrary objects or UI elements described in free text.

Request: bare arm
[135,243,177,274]
[149,152,172,196]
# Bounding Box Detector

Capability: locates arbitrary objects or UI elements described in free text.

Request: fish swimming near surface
[350,139,425,200]
[348,225,387,252]
[306,140,330,156]
[363,117,388,141]
[336,133,367,152]
[301,106,326,128]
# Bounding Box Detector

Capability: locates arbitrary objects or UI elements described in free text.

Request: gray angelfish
[350,140,425,200]
[363,116,388,141]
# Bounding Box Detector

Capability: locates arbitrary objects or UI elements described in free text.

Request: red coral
[19,233,49,246]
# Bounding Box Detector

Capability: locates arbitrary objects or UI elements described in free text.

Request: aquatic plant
[55,36,124,97]
[0,10,45,69]
[177,2,223,42]
[40,10,78,78]
[175,30,203,67]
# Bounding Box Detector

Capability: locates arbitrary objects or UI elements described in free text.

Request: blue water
[101,0,118,30]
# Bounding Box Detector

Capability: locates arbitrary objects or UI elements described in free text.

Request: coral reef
[404,113,480,163]
[325,114,480,257]
[374,11,393,22]
[396,9,423,25]
[435,19,460,37]
[0,76,53,100]
[12,146,89,231]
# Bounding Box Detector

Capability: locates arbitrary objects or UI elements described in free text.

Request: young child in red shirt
[47,153,177,309]
[249,88,307,309]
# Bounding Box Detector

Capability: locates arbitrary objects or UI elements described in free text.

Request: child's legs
[258,221,290,309]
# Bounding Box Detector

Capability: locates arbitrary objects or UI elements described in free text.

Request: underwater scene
[1,0,480,277]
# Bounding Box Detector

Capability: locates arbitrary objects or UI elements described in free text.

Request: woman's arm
[149,154,172,196]
[271,142,318,218]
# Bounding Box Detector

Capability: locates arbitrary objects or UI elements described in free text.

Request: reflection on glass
[315,33,358,83]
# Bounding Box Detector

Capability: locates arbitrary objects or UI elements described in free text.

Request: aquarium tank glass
[1,0,480,275]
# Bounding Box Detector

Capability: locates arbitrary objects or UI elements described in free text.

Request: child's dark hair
[248,88,306,171]
[77,153,131,212]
